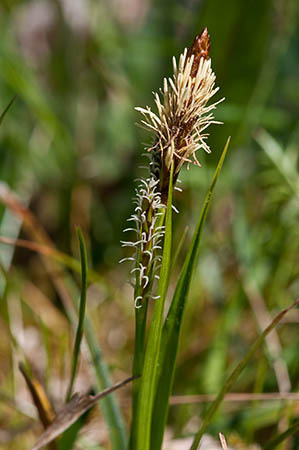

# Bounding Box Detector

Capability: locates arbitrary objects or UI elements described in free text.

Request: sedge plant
[120,27,298,450]
[120,28,226,450]
[3,27,297,450]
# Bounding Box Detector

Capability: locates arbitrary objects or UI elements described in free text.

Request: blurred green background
[0,0,298,448]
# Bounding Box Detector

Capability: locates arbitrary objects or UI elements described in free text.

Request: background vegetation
[0,0,298,448]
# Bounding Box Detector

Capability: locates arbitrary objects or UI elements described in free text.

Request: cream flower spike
[135,28,224,201]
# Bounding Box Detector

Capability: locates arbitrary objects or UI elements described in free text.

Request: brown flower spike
[187,27,211,76]
[136,28,223,200]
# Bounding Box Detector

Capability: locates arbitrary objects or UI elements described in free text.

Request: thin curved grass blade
[0,95,16,127]
[151,138,230,450]
[189,299,299,450]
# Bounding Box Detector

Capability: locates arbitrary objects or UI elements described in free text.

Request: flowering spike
[120,166,165,307]
[135,27,223,201]
[187,27,211,77]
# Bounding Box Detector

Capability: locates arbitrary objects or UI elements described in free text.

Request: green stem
[129,201,168,449]
[135,163,174,450]
[129,297,149,450]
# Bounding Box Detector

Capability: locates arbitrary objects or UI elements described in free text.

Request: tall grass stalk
[123,28,225,449]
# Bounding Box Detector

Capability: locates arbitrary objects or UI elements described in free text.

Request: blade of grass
[135,163,174,450]
[66,227,88,402]
[189,299,299,450]
[151,137,230,450]
[264,419,299,450]
[0,95,17,127]
[170,392,299,404]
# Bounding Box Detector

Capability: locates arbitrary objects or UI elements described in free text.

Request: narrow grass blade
[151,138,230,450]
[66,228,88,402]
[135,163,174,450]
[189,299,299,450]
[264,419,299,450]
[0,95,17,127]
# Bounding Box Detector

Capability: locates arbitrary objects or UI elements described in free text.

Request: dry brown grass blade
[19,363,56,428]
[31,376,136,450]
[19,363,57,450]
[0,183,49,244]
[0,235,102,284]
[0,236,63,258]
[170,392,299,404]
